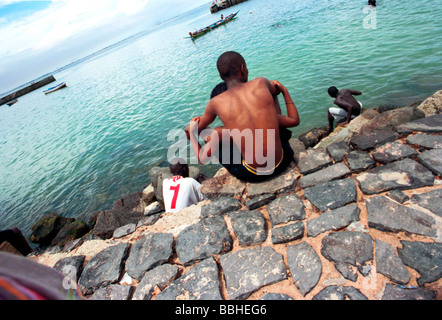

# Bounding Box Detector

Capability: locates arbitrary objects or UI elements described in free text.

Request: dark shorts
[217,128,294,183]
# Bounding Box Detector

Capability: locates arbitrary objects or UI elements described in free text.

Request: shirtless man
[327,86,363,134]
[186,51,300,182]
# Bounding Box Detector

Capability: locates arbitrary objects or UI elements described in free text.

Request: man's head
[217,51,248,82]
[169,158,189,178]
[328,86,339,98]
[210,82,228,99]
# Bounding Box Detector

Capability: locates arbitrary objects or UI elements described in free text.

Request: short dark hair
[169,158,189,177]
[328,86,339,98]
[217,51,246,80]
[210,82,228,99]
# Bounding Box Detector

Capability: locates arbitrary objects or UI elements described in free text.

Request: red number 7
[170,185,181,210]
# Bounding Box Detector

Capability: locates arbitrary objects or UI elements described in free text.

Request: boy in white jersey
[162,159,205,213]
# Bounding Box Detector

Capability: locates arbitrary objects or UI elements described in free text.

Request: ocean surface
[1,0,441,236]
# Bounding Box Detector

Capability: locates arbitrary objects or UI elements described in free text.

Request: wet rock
[397,241,442,286]
[326,141,350,162]
[366,196,437,238]
[321,231,374,282]
[245,193,276,210]
[418,148,442,176]
[286,242,322,296]
[313,286,368,300]
[92,210,143,240]
[375,240,410,285]
[220,247,287,300]
[132,264,179,300]
[30,213,75,246]
[351,129,398,150]
[228,210,267,246]
[156,257,222,300]
[381,284,436,300]
[396,113,442,134]
[411,189,442,217]
[246,165,299,198]
[113,223,136,239]
[371,141,418,164]
[304,178,357,212]
[89,284,133,300]
[300,163,350,188]
[176,216,232,266]
[297,148,333,175]
[272,221,304,245]
[307,204,360,237]
[79,243,130,295]
[266,194,305,227]
[201,169,246,200]
[201,196,242,218]
[346,151,375,172]
[356,159,435,195]
[406,134,442,149]
[51,220,90,247]
[125,233,174,281]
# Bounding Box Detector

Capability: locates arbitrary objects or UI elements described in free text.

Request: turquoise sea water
[1,0,441,235]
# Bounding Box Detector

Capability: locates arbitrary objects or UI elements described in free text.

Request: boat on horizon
[43,82,67,95]
[6,99,18,106]
[188,10,239,40]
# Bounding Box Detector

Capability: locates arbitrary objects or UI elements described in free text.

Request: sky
[0,0,209,94]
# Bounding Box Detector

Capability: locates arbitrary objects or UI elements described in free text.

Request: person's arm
[185,100,217,140]
[189,117,219,164]
[270,80,300,128]
[348,89,362,96]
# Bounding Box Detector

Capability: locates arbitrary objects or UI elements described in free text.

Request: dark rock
[411,189,442,217]
[220,247,287,300]
[300,163,350,188]
[366,196,437,238]
[132,264,179,300]
[201,196,242,218]
[298,127,329,149]
[266,194,305,227]
[79,243,130,295]
[271,221,304,245]
[156,257,222,300]
[406,134,442,149]
[30,213,75,246]
[201,169,246,200]
[246,165,299,198]
[113,223,136,239]
[313,286,368,300]
[51,220,90,247]
[245,193,276,210]
[144,201,164,216]
[176,216,232,266]
[289,138,306,162]
[356,159,435,195]
[350,129,398,150]
[361,106,425,134]
[92,210,143,240]
[307,204,360,237]
[371,141,418,164]
[136,213,161,228]
[398,241,442,286]
[321,231,374,282]
[286,242,322,296]
[228,210,267,246]
[346,151,375,172]
[381,284,436,300]
[260,293,294,300]
[297,148,333,175]
[386,189,410,204]
[396,113,442,133]
[89,284,133,300]
[304,179,357,212]
[326,141,350,162]
[53,255,86,282]
[126,233,174,280]
[62,238,84,253]
[375,240,410,285]
[418,148,442,176]
[112,191,146,214]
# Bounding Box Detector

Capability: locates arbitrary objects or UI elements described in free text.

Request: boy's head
[328,86,339,98]
[169,158,189,178]
[217,51,248,82]
[210,82,228,99]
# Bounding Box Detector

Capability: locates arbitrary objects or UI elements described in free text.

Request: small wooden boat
[188,10,239,39]
[6,99,18,106]
[43,82,67,95]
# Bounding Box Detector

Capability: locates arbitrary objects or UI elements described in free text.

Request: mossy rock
[51,220,91,247]
[30,213,75,246]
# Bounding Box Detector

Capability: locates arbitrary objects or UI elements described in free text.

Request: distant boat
[6,99,18,106]
[43,82,67,95]
[188,10,239,40]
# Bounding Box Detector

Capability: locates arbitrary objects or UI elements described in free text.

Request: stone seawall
[25,89,442,300]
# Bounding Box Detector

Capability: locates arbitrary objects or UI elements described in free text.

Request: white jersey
[162,176,205,213]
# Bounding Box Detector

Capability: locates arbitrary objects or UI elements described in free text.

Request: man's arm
[189,117,219,164]
[185,100,217,140]
[270,80,300,128]
[348,89,362,96]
